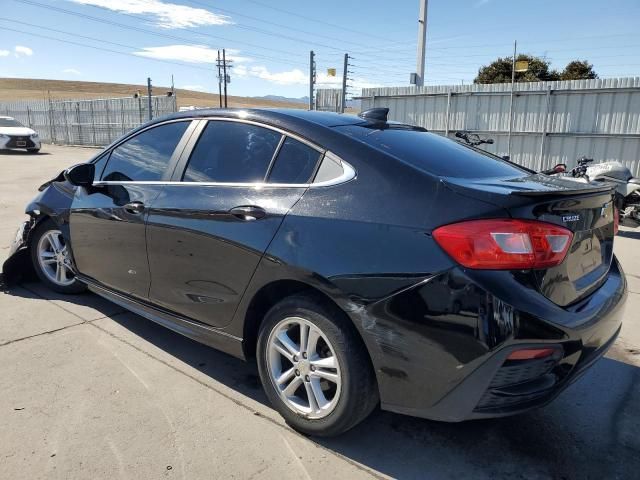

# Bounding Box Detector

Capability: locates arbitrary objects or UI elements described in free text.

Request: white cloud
[14,45,33,57]
[180,85,207,92]
[248,66,308,86]
[63,68,82,75]
[68,0,231,29]
[475,0,490,6]
[0,50,10,57]
[133,45,249,64]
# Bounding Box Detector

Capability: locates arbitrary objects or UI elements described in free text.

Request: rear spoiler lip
[508,183,615,196]
[441,174,616,198]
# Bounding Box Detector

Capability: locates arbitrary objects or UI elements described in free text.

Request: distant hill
[0,78,304,109]
[253,95,309,105]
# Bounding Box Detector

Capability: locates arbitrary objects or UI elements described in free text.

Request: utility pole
[341,53,350,113]
[222,48,228,108]
[216,50,222,108]
[415,0,428,87]
[507,40,517,159]
[309,50,315,111]
[147,77,153,120]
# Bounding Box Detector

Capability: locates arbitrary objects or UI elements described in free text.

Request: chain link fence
[0,95,178,146]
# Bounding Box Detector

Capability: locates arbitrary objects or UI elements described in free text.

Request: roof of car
[162,108,367,129]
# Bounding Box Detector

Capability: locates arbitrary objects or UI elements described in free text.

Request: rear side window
[102,121,189,181]
[267,137,321,184]
[336,125,526,179]
[183,121,282,182]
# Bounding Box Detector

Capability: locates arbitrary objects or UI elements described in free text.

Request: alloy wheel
[266,316,342,419]
[36,229,76,287]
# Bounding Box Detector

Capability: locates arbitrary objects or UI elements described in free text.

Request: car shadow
[0,149,50,156]
[6,285,640,479]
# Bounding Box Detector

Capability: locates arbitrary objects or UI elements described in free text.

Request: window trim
[93,117,356,188]
[96,118,197,183]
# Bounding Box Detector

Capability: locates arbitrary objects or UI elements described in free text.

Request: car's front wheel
[27,148,40,153]
[256,294,378,436]
[30,219,86,294]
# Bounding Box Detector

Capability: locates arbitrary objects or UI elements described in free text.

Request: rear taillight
[507,347,558,361]
[614,207,619,235]
[432,219,573,270]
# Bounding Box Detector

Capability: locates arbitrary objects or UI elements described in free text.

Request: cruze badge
[562,214,580,222]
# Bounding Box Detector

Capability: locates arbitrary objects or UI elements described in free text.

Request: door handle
[229,205,266,221]
[123,201,145,214]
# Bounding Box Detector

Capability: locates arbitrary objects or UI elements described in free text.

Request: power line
[183,0,399,51]
[12,0,307,66]
[0,25,220,73]
[241,0,406,44]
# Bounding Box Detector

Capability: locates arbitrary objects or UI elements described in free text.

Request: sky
[1,0,640,99]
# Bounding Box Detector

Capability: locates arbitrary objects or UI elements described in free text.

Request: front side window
[183,121,282,183]
[101,121,189,181]
[267,137,322,184]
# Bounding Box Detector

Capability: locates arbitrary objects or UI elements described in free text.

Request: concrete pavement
[1,145,639,479]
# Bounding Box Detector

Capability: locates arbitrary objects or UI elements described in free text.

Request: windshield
[336,124,528,179]
[0,118,24,128]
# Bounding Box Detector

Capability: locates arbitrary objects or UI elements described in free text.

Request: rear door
[69,120,195,298]
[145,119,323,327]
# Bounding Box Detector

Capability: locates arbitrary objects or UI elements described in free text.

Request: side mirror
[502,155,510,161]
[553,163,567,173]
[486,139,494,144]
[64,163,95,187]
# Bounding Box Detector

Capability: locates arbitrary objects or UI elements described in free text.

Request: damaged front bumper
[2,218,35,284]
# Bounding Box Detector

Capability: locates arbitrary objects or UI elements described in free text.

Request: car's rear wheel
[256,294,378,436]
[30,219,86,294]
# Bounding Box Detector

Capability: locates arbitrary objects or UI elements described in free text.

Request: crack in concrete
[5,282,383,479]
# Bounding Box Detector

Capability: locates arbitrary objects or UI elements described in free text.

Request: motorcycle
[547,156,640,227]
[454,130,494,148]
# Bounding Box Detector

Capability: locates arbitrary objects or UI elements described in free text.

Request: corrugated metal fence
[360,77,640,176]
[0,95,178,146]
[315,88,342,112]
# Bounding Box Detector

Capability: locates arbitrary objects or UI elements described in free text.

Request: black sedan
[3,108,627,436]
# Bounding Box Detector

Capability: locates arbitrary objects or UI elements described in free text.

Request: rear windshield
[336,125,527,179]
[0,118,24,128]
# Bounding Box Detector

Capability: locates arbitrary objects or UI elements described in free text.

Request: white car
[0,116,41,153]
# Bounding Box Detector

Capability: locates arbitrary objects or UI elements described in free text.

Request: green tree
[474,54,560,84]
[561,60,598,80]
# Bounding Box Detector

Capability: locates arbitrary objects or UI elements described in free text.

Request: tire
[30,219,86,294]
[27,148,40,153]
[256,294,378,436]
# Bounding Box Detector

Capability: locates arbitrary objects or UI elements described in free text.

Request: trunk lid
[444,174,617,307]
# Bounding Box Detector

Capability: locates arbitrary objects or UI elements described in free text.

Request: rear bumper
[357,258,627,422]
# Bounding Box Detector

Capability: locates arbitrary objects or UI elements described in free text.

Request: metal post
[105,100,111,143]
[26,106,32,128]
[62,101,70,144]
[89,101,97,145]
[341,53,348,113]
[120,98,126,135]
[217,50,222,108]
[147,77,153,120]
[539,86,552,170]
[223,49,228,108]
[138,95,143,124]
[75,102,81,145]
[445,90,452,136]
[507,40,517,159]
[415,0,428,87]
[309,50,315,110]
